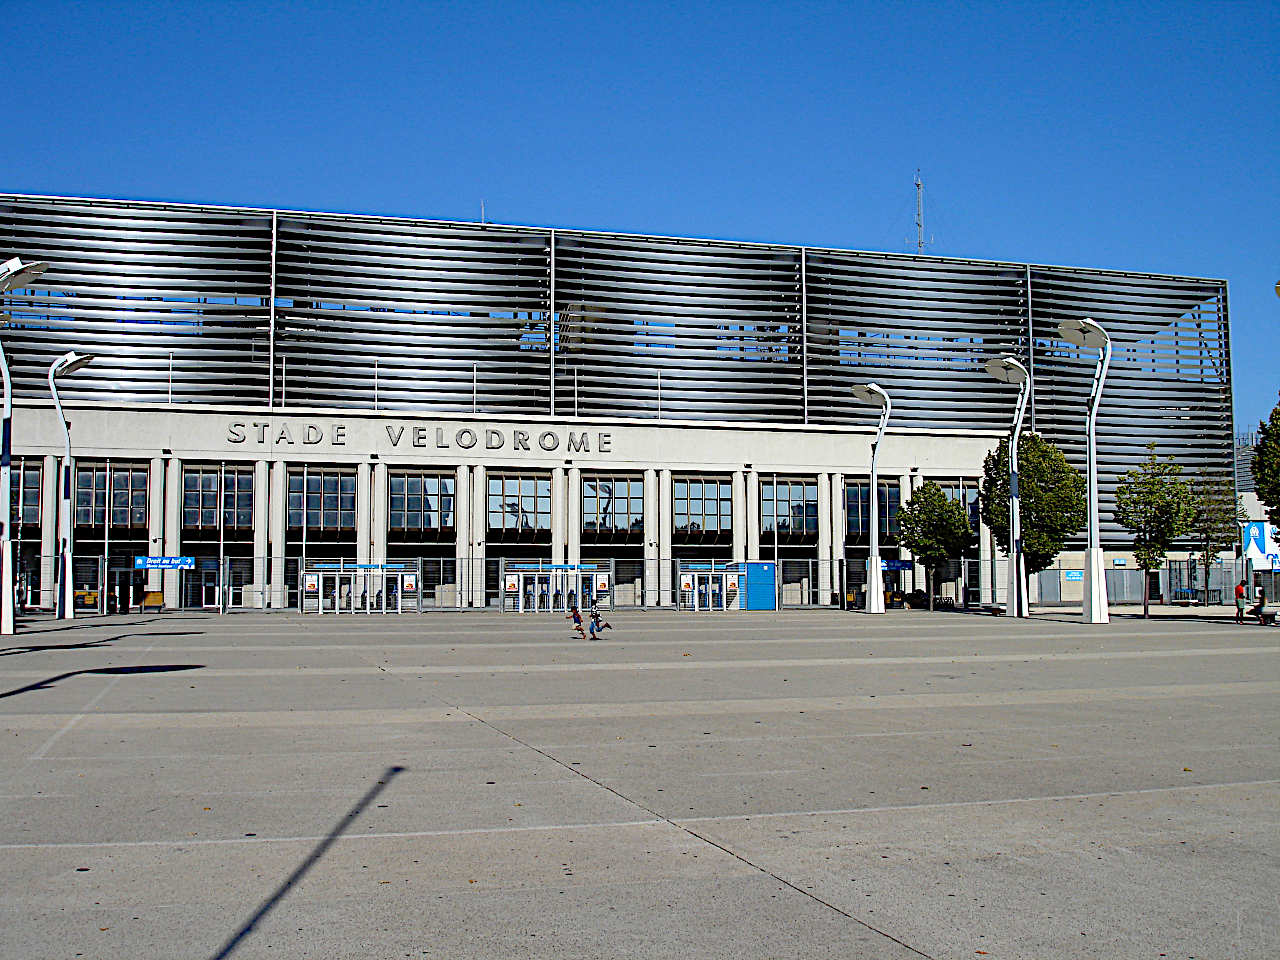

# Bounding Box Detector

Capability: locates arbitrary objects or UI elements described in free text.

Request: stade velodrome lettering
[226,421,614,454]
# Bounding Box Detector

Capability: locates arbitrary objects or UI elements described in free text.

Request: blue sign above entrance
[134,556,194,570]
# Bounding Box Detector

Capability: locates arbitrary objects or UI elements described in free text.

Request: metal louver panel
[806,253,1028,430]
[1030,268,1233,540]
[0,194,1235,549]
[273,216,551,413]
[0,196,272,403]
[553,233,803,421]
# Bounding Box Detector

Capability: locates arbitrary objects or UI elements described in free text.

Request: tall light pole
[985,356,1031,617]
[0,258,49,634]
[1056,317,1111,624]
[851,382,891,614]
[49,351,94,619]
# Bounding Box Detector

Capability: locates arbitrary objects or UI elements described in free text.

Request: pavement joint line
[19,638,162,771]
[445,701,935,959]
[5,778,1277,852]
[674,778,1280,825]
[350,643,936,957]
[5,645,1271,681]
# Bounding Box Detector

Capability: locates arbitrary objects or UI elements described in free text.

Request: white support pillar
[146,457,165,592]
[268,461,287,609]
[658,469,673,606]
[978,513,994,606]
[831,473,845,605]
[731,470,746,564]
[567,467,581,566]
[40,454,57,609]
[900,474,917,592]
[162,458,182,609]
[643,467,658,606]
[453,465,470,608]
[817,473,832,604]
[746,470,761,561]
[470,464,486,607]
[252,460,269,608]
[356,462,372,566]
[551,466,566,567]
[371,462,388,565]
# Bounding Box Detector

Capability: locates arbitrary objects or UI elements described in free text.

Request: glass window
[673,475,732,535]
[760,478,818,537]
[387,472,455,534]
[846,480,901,540]
[288,468,357,531]
[488,473,553,532]
[581,474,645,534]
[10,461,42,526]
[75,462,148,528]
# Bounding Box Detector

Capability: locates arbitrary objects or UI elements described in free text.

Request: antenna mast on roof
[911,170,934,254]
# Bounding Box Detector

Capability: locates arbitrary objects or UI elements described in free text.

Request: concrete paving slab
[1,609,1276,959]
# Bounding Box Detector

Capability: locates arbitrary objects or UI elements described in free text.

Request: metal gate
[500,561,614,613]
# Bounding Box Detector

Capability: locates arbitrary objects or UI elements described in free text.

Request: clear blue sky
[2,0,1276,431]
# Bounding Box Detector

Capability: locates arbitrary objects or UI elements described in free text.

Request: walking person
[1235,579,1248,623]
[566,605,587,640]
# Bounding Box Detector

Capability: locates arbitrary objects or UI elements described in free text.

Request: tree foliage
[1114,443,1196,571]
[1189,472,1246,602]
[979,433,1087,574]
[1114,443,1195,616]
[1254,393,1280,526]
[897,480,974,610]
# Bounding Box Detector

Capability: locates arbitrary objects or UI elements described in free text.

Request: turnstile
[501,562,614,612]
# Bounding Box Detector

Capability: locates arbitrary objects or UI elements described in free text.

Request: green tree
[979,434,1088,589]
[1114,443,1195,617]
[1188,473,1246,604]
[897,480,974,611]
[1254,393,1280,526]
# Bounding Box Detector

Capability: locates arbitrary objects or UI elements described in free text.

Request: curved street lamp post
[1056,318,1112,624]
[49,351,95,620]
[1,258,49,633]
[984,356,1031,617]
[850,382,891,614]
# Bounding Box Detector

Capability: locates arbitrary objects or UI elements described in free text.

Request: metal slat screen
[0,197,271,404]
[0,195,1234,545]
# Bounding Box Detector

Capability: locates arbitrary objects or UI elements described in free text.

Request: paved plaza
[0,608,1276,959]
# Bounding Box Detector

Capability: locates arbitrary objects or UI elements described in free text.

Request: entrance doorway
[500,562,614,612]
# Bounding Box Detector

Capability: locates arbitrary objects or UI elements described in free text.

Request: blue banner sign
[1063,570,1084,582]
[882,559,914,571]
[134,556,194,570]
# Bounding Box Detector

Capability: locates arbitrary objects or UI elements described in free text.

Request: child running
[566,605,586,640]
[587,607,613,640]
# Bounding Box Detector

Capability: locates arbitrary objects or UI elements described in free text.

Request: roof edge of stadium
[0,191,1228,286]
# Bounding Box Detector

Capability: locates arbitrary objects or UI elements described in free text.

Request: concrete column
[658,468,672,606]
[746,470,761,561]
[269,461,287,608]
[643,467,658,606]
[567,467,581,566]
[831,473,845,606]
[731,471,746,563]
[817,473,832,604]
[252,460,269,608]
[145,457,165,592]
[162,458,182,608]
[471,464,486,607]
[900,474,917,592]
[371,462,388,565]
[551,466,566,566]
[40,454,57,609]
[978,513,994,606]
[355,462,372,566]
[453,465,470,608]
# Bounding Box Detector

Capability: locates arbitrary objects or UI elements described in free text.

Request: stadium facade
[0,194,1234,612]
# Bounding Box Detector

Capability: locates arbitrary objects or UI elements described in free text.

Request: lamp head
[850,382,890,409]
[0,257,49,293]
[1056,317,1110,350]
[52,351,95,378]
[984,355,1029,385]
